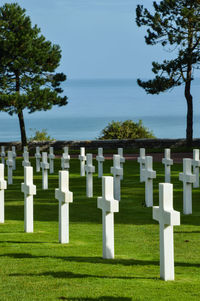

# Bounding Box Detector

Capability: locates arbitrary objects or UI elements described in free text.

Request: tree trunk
[15,72,27,148]
[18,110,27,147]
[185,79,193,146]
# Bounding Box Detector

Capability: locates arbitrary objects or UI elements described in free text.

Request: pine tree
[136,0,200,145]
[0,3,67,146]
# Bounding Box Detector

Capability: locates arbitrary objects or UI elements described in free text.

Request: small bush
[28,128,55,142]
[99,120,155,140]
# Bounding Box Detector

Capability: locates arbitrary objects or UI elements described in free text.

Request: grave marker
[97,176,119,259]
[110,155,123,201]
[6,151,13,185]
[21,166,36,233]
[153,183,180,281]
[179,158,195,215]
[192,149,200,188]
[12,146,17,170]
[85,154,95,197]
[61,147,70,171]
[142,156,156,207]
[22,151,31,167]
[55,170,73,243]
[0,164,7,223]
[41,152,49,190]
[1,146,5,165]
[35,146,41,172]
[49,147,55,174]
[118,148,125,180]
[162,149,173,183]
[137,148,146,182]
[96,148,105,178]
[79,147,86,176]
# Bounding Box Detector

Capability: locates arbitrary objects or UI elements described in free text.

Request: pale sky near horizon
[1,0,166,80]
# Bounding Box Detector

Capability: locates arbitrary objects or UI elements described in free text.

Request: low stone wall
[1,138,200,151]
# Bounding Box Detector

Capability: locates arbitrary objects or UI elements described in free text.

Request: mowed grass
[0,156,199,301]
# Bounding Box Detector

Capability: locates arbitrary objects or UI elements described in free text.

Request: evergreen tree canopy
[136,0,200,144]
[0,3,67,146]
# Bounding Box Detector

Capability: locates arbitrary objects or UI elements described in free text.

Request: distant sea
[0,78,200,141]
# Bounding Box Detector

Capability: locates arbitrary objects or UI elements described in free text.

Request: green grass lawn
[0,157,199,301]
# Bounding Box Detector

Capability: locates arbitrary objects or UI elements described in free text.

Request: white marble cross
[41,152,49,190]
[110,155,123,201]
[61,146,70,171]
[97,176,119,259]
[35,146,41,172]
[85,153,95,197]
[6,151,13,185]
[79,147,86,176]
[137,148,146,182]
[153,183,180,281]
[1,146,5,165]
[24,146,28,152]
[21,166,36,233]
[162,149,173,183]
[96,148,105,178]
[12,146,17,170]
[55,170,73,243]
[142,156,156,207]
[192,149,200,188]
[118,148,125,180]
[179,158,195,215]
[48,147,55,174]
[0,164,7,223]
[22,151,31,167]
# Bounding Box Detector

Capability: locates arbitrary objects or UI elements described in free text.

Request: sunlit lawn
[0,156,199,301]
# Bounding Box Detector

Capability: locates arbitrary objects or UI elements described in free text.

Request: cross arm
[6,160,13,167]
[41,162,49,169]
[96,155,105,162]
[0,179,7,190]
[162,158,173,165]
[110,167,123,176]
[97,197,119,213]
[85,165,95,173]
[179,173,196,183]
[55,189,73,203]
[21,183,36,196]
[79,155,86,161]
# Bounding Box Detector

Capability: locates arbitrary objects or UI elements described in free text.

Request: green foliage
[99,120,155,140]
[0,3,67,144]
[28,128,55,142]
[136,0,200,93]
[136,0,200,143]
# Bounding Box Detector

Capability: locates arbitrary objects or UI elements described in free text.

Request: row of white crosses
[79,147,125,201]
[137,148,181,281]
[35,146,71,174]
[138,149,156,207]
[138,148,200,213]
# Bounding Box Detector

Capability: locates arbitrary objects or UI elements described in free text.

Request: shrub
[99,120,155,140]
[28,129,55,142]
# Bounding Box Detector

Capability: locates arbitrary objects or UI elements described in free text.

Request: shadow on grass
[58,296,132,301]
[9,270,158,280]
[2,253,200,268]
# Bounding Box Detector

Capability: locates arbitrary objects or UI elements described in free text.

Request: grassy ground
[0,157,199,301]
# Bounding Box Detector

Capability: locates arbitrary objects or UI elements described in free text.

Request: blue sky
[2,0,164,79]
